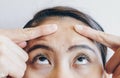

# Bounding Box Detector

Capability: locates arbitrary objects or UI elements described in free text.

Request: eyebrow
[27,44,96,54]
[28,44,53,53]
[68,45,95,53]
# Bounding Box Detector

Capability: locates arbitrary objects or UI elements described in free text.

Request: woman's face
[24,17,107,78]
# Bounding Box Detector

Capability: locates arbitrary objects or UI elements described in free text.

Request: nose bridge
[50,59,74,78]
[51,68,73,78]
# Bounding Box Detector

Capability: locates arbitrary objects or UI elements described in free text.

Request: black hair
[24,6,107,66]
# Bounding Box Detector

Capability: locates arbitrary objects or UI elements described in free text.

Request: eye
[33,54,50,65]
[75,54,90,65]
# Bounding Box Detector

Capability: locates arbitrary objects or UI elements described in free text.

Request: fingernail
[18,41,27,48]
[75,24,83,30]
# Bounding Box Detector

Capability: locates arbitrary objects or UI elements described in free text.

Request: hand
[74,25,120,78]
[0,24,57,78]
[0,24,57,48]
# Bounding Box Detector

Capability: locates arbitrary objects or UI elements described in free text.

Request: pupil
[39,57,46,61]
[78,57,85,61]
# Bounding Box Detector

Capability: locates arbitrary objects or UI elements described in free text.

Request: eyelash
[31,53,91,65]
[75,53,91,63]
[32,53,50,64]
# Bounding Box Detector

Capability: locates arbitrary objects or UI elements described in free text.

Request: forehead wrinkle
[27,16,100,54]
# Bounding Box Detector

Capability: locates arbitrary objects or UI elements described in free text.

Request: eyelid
[74,53,91,63]
[32,53,52,65]
[32,54,47,63]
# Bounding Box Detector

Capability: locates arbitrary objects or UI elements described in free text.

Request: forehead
[28,17,99,51]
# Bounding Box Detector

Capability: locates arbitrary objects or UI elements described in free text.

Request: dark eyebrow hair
[28,44,54,53]
[68,45,96,53]
[27,44,96,54]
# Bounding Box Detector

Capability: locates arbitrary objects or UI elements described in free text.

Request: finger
[5,48,27,66]
[0,57,8,78]
[0,24,57,43]
[0,36,28,61]
[1,56,26,78]
[113,75,120,78]
[74,24,120,49]
[0,58,8,77]
[17,42,27,48]
[0,72,8,78]
[112,65,120,78]
[0,37,28,78]
[105,48,120,73]
[8,62,26,78]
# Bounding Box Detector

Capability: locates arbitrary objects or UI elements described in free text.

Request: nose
[49,63,74,78]
[50,69,74,78]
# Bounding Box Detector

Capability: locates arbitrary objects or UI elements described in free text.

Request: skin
[0,24,57,78]
[0,15,119,78]
[74,25,120,78]
[24,17,107,78]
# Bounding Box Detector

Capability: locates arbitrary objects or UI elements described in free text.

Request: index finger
[0,24,57,43]
[74,25,120,49]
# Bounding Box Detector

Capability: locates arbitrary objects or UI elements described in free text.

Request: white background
[0,0,120,35]
[0,0,119,54]
[0,0,120,77]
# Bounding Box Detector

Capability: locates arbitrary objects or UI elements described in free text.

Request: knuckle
[105,63,112,73]
[20,29,29,39]
[98,31,106,40]
[24,28,33,35]
[113,65,120,77]
[97,31,108,43]
[116,48,120,53]
[22,28,37,40]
